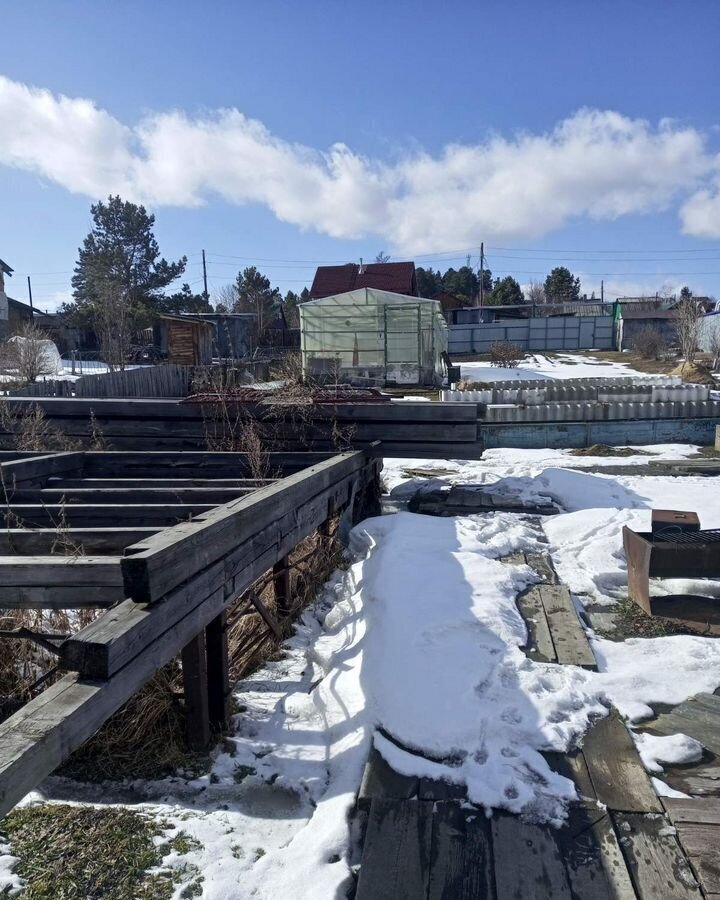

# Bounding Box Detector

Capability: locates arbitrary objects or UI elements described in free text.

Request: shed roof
[0,259,13,277]
[309,262,417,299]
[621,307,679,320]
[301,287,440,309]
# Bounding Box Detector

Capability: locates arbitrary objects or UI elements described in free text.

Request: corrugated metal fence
[449,315,616,355]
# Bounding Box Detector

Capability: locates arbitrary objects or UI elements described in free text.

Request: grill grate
[652,527,720,545]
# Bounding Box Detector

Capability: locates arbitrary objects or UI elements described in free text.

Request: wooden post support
[205,612,230,732]
[272,556,291,617]
[181,631,211,752]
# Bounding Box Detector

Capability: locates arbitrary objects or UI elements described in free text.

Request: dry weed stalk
[227,516,343,684]
[0,399,80,452]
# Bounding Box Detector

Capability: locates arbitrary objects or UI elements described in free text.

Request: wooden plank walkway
[354,547,717,898]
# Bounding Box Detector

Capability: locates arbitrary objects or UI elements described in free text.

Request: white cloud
[680,177,720,238]
[1,75,719,251]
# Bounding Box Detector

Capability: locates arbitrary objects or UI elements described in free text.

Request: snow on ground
[382,444,700,494]
[460,351,647,382]
[6,442,720,898]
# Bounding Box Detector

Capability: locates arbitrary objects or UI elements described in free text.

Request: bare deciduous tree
[213,283,238,313]
[675,296,703,365]
[94,280,133,371]
[1,322,58,383]
[525,281,546,305]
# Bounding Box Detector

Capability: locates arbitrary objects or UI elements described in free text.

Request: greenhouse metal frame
[299,288,448,387]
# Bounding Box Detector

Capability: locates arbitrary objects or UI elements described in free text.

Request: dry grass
[227,518,344,684]
[669,361,716,384]
[60,664,190,782]
[0,400,80,452]
[569,444,651,457]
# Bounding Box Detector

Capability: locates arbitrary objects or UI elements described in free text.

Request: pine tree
[66,195,186,367]
[69,195,186,326]
[543,267,581,303]
[486,276,524,306]
[232,266,281,332]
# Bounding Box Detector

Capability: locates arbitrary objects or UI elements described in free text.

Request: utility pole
[27,276,34,322]
[201,249,209,303]
[600,279,604,304]
[479,243,484,307]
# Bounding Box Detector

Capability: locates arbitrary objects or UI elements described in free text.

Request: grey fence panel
[448,316,615,355]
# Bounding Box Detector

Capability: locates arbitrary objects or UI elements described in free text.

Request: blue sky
[2,0,720,310]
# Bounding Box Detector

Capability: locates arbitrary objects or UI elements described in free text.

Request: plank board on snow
[672,823,720,894]
[539,584,597,669]
[357,746,418,807]
[427,802,494,900]
[355,799,433,900]
[613,812,702,899]
[664,798,720,826]
[582,710,663,813]
[555,805,637,900]
[491,813,572,900]
[647,693,720,756]
[517,586,557,663]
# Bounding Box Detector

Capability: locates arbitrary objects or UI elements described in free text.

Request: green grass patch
[2,804,202,900]
[600,596,696,641]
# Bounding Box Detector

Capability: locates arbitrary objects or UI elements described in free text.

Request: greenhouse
[299,288,448,386]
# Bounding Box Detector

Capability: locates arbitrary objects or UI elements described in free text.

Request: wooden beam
[0,504,217,528]
[181,632,210,752]
[0,528,161,555]
[61,464,371,677]
[120,452,367,602]
[80,450,334,478]
[0,452,86,488]
[0,586,123,609]
[48,477,275,488]
[0,556,123,585]
[9,487,258,505]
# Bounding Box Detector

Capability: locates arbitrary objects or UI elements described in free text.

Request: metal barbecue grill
[623,509,720,634]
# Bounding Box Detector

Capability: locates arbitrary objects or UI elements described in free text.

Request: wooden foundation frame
[0,448,382,817]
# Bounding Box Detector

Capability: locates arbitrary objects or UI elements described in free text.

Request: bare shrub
[631,327,668,359]
[709,329,720,372]
[0,400,80,452]
[489,340,524,368]
[676,297,703,364]
[1,322,58,384]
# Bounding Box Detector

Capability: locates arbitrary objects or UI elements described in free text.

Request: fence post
[205,612,230,732]
[181,631,211,751]
[272,557,291,617]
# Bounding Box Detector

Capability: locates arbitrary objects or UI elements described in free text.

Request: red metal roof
[309,262,417,299]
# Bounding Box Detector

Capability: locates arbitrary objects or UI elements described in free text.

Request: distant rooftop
[309,261,417,299]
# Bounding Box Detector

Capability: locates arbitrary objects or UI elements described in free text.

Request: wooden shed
[161,316,214,365]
